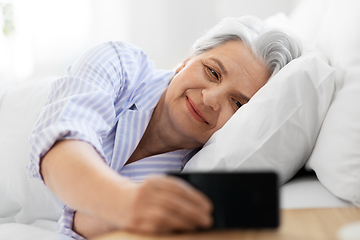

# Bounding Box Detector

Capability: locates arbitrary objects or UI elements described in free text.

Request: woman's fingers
[148,176,213,227]
[125,175,213,233]
[129,206,198,234]
[146,187,212,229]
[155,175,213,213]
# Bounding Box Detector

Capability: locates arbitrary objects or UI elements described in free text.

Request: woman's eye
[208,67,219,79]
[234,99,242,109]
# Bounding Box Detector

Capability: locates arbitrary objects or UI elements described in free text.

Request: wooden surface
[92,207,360,240]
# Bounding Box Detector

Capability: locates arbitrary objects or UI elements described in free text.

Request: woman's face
[164,40,270,147]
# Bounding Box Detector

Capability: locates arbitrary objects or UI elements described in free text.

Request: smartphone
[169,171,279,229]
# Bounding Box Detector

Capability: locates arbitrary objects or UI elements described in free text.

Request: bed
[1,0,359,239]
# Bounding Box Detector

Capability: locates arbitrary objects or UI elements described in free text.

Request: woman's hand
[74,175,213,238]
[122,175,213,234]
[41,140,213,238]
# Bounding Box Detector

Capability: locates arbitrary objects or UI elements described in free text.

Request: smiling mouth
[186,96,209,124]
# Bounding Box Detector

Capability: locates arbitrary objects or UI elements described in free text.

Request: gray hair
[191,16,302,76]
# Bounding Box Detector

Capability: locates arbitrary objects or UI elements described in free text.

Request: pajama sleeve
[27,41,151,180]
[27,41,159,239]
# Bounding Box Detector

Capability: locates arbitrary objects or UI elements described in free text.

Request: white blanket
[0,76,65,239]
[0,221,72,240]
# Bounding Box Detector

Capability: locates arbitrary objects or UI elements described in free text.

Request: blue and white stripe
[28,41,194,239]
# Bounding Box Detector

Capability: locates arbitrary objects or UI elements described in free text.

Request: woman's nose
[202,87,222,111]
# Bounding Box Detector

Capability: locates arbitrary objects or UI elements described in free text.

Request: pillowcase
[0,76,64,224]
[290,0,360,206]
[183,49,336,184]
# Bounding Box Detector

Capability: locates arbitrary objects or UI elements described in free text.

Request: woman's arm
[41,140,134,235]
[41,140,213,238]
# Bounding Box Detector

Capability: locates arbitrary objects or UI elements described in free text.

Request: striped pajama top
[27,41,195,239]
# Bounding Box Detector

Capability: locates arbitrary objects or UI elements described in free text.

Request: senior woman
[28,16,301,239]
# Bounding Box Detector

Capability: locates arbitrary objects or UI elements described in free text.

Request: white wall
[0,0,301,81]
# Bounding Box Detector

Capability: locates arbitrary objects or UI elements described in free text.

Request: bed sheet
[281,175,352,209]
[0,221,72,240]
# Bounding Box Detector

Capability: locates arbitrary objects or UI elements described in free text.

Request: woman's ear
[175,57,191,75]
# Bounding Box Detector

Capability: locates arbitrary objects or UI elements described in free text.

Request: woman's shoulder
[67,41,159,90]
[102,41,148,61]
[97,41,159,82]
[71,41,150,70]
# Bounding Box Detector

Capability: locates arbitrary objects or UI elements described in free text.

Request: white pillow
[183,50,336,184]
[291,0,360,206]
[0,76,64,224]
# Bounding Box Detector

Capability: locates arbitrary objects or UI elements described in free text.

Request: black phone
[169,171,279,229]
